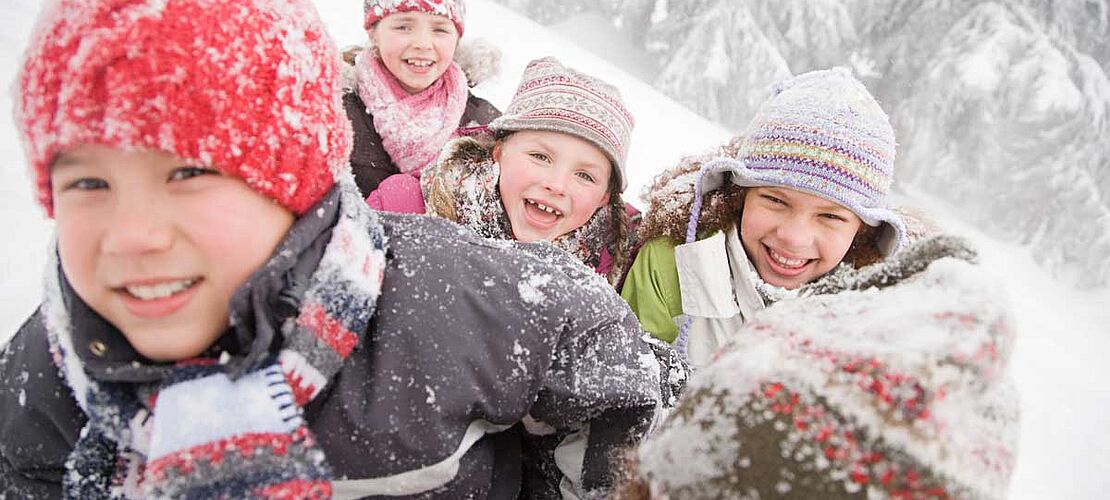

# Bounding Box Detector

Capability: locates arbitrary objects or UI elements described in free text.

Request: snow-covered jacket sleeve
[508,243,684,498]
[0,309,86,498]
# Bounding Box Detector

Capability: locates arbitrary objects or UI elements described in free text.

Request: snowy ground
[2,0,1108,497]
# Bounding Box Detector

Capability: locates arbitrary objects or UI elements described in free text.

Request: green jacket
[620,237,683,343]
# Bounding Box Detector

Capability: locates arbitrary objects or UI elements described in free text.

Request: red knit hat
[17,0,352,217]
[363,0,466,36]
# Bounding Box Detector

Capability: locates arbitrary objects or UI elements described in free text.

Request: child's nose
[101,198,174,255]
[412,28,433,48]
[775,215,815,249]
[542,170,571,195]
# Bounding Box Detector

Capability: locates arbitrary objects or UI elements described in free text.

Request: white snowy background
[1,0,1108,498]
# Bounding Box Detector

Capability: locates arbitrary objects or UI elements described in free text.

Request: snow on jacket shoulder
[635,236,1020,499]
[0,310,86,498]
[325,212,665,497]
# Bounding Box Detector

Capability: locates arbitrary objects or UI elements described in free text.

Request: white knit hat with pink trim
[363,0,466,36]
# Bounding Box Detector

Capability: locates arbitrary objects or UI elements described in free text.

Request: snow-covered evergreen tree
[648,1,790,129]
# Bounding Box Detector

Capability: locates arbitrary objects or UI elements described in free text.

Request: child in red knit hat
[0,0,680,497]
[348,0,501,196]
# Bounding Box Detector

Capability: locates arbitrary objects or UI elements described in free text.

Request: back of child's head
[363,0,466,35]
[695,67,906,258]
[489,56,635,196]
[17,0,351,217]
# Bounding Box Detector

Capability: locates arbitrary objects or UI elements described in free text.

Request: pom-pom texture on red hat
[17,0,352,217]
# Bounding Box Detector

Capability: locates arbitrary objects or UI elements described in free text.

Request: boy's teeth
[126,279,197,300]
[405,59,433,67]
[769,249,807,268]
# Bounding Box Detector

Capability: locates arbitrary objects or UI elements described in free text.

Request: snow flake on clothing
[41,183,387,498]
[637,236,1019,499]
[422,134,628,284]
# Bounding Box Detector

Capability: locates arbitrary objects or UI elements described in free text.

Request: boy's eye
[62,178,109,191]
[169,166,218,182]
[820,213,848,222]
[575,171,597,183]
[529,152,551,163]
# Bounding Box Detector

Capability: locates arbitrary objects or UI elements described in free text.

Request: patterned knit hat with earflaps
[695,67,906,256]
[17,0,351,218]
[363,0,466,35]
[490,57,635,192]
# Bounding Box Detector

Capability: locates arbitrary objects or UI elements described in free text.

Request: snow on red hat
[363,0,466,36]
[16,0,352,217]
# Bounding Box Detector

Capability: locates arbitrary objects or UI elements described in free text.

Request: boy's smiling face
[740,186,863,289]
[494,130,612,243]
[370,11,459,94]
[51,145,294,361]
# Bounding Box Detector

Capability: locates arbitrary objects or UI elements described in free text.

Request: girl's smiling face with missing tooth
[50,144,293,361]
[494,130,612,243]
[739,186,863,289]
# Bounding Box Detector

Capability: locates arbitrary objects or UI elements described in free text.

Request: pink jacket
[365,173,426,215]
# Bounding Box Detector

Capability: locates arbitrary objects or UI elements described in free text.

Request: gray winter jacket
[0,187,679,498]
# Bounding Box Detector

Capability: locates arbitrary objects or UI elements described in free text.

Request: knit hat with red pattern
[17,0,351,217]
[490,57,635,192]
[363,0,466,36]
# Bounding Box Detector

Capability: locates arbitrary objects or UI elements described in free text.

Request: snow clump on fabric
[635,236,1020,499]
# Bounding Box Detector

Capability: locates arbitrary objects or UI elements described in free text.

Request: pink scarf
[356,53,469,175]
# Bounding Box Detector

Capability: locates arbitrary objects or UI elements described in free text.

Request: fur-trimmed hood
[422,132,634,285]
[340,38,501,91]
[638,137,939,268]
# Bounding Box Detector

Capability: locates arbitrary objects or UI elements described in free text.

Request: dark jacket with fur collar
[422,133,637,286]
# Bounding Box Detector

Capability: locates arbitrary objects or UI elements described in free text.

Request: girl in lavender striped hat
[613,68,1018,500]
[622,67,914,367]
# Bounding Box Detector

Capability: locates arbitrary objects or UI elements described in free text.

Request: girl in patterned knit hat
[347,0,501,197]
[421,56,639,286]
[0,1,679,497]
[622,67,912,365]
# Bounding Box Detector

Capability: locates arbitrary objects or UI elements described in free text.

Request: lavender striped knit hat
[490,57,635,192]
[699,67,906,256]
